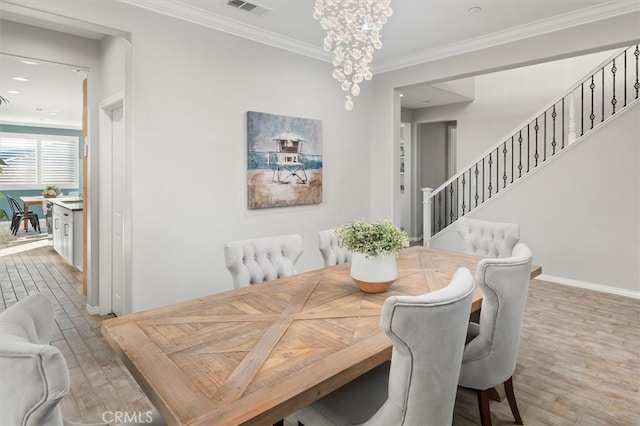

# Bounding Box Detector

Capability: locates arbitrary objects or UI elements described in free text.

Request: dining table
[101,246,542,426]
[19,195,81,231]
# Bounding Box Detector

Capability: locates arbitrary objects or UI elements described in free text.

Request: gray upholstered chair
[318,229,352,267]
[296,267,475,426]
[224,234,304,288]
[0,294,165,426]
[456,217,520,258]
[458,243,533,426]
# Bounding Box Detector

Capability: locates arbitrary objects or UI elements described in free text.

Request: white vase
[350,252,398,293]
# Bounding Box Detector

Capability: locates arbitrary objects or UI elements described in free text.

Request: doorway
[98,94,125,316]
[414,121,457,239]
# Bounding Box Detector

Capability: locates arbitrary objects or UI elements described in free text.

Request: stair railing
[423,44,640,246]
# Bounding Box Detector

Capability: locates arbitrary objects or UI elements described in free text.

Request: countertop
[49,197,84,211]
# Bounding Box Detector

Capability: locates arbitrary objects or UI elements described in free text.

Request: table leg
[23,202,30,231]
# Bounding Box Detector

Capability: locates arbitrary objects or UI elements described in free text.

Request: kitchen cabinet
[52,201,83,270]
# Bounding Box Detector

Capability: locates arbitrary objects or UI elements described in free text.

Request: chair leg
[504,376,523,425]
[477,389,492,426]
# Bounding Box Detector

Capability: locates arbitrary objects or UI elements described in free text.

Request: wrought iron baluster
[503,142,508,188]
[589,75,595,129]
[527,124,530,172]
[543,111,547,162]
[431,196,435,236]
[534,118,539,167]
[635,45,639,99]
[551,105,557,155]
[468,169,473,212]
[449,183,454,226]
[455,178,459,220]
[612,59,617,115]
[482,158,485,202]
[474,164,479,207]
[488,152,493,198]
[495,147,499,194]
[461,173,466,215]
[437,192,442,231]
[601,67,605,122]
[511,136,514,182]
[518,131,523,178]
[624,48,627,107]
[580,82,584,136]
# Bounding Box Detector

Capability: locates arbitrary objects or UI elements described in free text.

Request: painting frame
[247,111,323,209]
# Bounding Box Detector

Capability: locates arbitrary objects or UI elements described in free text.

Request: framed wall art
[247,111,323,209]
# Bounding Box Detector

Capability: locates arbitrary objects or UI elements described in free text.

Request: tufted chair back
[367,268,474,425]
[456,217,520,258]
[458,243,533,390]
[318,229,352,267]
[0,294,166,426]
[0,294,69,426]
[224,234,304,288]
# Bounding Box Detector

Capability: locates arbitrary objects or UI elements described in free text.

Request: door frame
[98,92,130,315]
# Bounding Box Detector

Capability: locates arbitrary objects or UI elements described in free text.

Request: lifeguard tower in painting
[269,131,308,184]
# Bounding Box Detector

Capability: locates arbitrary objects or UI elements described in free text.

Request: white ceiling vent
[227,0,271,16]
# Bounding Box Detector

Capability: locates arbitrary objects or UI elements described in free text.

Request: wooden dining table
[102,246,541,426]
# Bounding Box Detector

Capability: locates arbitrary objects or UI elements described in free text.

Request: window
[0,132,79,190]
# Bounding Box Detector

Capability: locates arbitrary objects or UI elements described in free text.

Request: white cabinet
[52,203,83,270]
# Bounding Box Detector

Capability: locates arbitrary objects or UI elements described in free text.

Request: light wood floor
[1,222,638,425]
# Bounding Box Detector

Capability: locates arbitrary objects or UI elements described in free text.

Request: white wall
[413,50,616,168]
[369,11,639,294]
[429,103,640,294]
[370,11,640,223]
[2,2,374,312]
[3,3,639,309]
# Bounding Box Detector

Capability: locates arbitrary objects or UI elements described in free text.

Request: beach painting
[247,111,323,209]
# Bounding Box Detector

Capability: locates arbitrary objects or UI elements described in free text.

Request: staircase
[423,44,640,245]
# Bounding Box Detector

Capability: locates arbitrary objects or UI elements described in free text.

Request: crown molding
[118,0,639,75]
[0,1,127,39]
[118,0,330,62]
[374,1,640,74]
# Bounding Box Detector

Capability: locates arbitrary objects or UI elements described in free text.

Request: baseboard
[86,304,100,315]
[538,274,640,299]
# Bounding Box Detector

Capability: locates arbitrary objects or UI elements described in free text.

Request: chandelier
[313,0,393,111]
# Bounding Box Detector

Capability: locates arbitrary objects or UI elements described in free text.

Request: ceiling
[0,0,636,126]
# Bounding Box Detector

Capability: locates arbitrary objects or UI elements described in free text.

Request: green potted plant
[335,218,409,293]
[43,185,62,198]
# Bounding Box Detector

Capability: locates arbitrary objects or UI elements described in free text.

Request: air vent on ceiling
[227,0,271,16]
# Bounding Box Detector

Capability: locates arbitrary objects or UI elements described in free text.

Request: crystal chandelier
[313,0,393,111]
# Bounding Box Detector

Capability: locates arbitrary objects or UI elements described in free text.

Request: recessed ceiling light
[7,90,20,94]
[20,60,38,65]
[12,77,29,82]
[468,6,482,14]
[399,93,404,97]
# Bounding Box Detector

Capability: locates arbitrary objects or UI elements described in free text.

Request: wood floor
[1,222,638,425]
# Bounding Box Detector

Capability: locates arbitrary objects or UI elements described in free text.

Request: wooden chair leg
[504,376,523,425]
[477,389,492,426]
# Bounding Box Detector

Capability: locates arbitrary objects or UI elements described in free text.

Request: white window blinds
[0,132,79,189]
